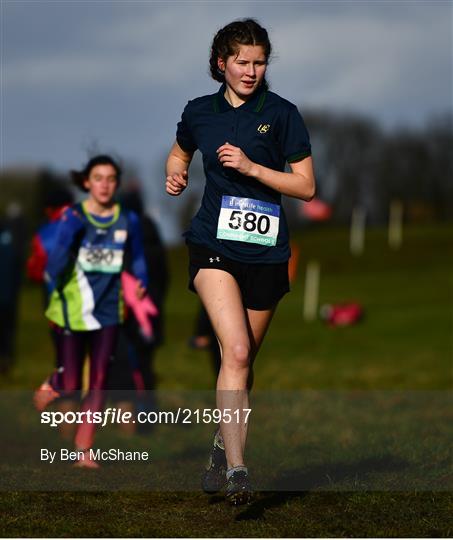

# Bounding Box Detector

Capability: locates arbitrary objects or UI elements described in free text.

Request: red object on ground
[320,303,364,326]
[300,198,332,221]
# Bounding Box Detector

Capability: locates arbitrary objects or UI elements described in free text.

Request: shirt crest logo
[114,229,127,243]
[257,123,270,134]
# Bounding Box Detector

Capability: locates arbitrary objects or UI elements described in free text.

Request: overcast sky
[2,0,452,240]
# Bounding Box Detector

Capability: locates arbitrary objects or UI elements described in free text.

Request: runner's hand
[217,143,255,176]
[166,171,188,196]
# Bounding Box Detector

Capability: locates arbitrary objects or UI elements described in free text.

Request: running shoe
[73,450,100,469]
[33,381,60,411]
[201,429,227,493]
[225,470,253,506]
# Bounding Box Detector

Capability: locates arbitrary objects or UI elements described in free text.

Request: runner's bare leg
[194,269,274,468]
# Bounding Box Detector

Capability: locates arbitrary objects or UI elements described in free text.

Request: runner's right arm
[44,208,84,292]
[165,141,194,196]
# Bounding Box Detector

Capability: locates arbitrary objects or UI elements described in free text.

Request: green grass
[0,224,452,537]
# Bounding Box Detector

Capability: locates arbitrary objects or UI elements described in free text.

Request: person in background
[189,304,221,378]
[27,186,74,296]
[33,155,148,468]
[0,203,26,375]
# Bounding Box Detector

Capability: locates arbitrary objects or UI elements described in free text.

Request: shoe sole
[226,490,253,506]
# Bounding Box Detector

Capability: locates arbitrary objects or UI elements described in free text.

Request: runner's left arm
[217,103,315,201]
[217,145,315,201]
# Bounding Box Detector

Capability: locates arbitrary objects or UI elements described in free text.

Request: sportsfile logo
[40,407,251,426]
[257,123,270,134]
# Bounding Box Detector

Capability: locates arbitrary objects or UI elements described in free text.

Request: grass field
[0,224,452,537]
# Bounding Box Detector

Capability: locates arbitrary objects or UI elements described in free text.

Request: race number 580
[228,210,271,234]
[217,196,280,246]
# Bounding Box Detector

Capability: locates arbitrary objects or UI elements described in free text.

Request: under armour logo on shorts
[209,257,220,263]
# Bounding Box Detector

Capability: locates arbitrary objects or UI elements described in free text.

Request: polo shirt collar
[213,83,267,113]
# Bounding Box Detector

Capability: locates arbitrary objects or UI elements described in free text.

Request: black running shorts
[188,242,290,311]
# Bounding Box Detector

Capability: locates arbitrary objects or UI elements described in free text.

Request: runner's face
[218,44,267,101]
[84,164,118,206]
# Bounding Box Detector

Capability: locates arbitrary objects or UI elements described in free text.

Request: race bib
[77,246,124,273]
[216,196,280,246]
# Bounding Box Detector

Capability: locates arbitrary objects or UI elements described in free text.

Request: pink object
[300,198,333,221]
[121,271,159,339]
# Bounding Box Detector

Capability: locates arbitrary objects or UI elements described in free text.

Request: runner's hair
[209,19,272,83]
[71,155,122,192]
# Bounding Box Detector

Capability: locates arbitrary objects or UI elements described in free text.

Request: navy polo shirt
[176,83,311,263]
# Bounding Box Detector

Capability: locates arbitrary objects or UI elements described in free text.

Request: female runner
[166,19,315,504]
[34,155,148,468]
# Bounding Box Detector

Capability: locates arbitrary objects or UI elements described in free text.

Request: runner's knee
[223,342,250,371]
